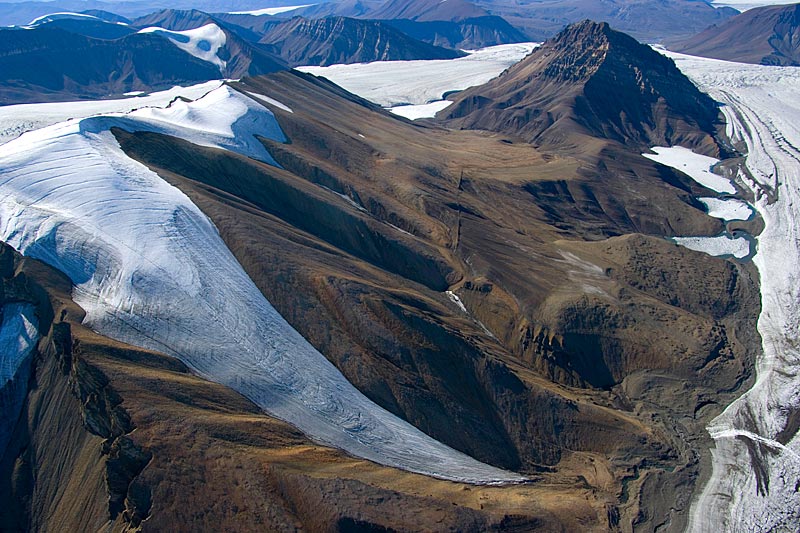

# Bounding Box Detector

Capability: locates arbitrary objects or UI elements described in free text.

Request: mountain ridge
[671,3,800,66]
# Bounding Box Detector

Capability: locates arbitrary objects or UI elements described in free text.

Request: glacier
[0,83,524,484]
[297,42,538,109]
[660,51,800,531]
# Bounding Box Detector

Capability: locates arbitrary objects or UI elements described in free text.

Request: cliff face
[671,3,800,67]
[443,20,721,152]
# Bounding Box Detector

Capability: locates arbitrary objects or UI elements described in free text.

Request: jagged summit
[442,20,720,152]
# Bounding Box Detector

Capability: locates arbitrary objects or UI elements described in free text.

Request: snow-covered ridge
[139,24,227,71]
[228,4,315,16]
[0,85,524,484]
[657,50,800,531]
[25,12,128,27]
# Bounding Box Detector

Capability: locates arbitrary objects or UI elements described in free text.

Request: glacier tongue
[660,51,800,530]
[0,85,524,484]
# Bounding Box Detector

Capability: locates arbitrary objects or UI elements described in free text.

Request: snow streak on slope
[0,85,524,484]
[0,81,223,146]
[662,50,800,531]
[228,5,315,15]
[26,12,126,27]
[139,24,227,71]
[297,43,538,108]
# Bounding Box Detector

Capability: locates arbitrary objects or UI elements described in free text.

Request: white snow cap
[139,23,227,72]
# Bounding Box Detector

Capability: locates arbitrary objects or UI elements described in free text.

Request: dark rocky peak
[131,9,215,31]
[442,20,720,152]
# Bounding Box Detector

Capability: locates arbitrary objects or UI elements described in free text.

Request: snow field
[0,80,224,146]
[297,43,538,110]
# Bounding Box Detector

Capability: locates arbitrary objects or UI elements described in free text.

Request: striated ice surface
[660,50,800,531]
[0,85,524,484]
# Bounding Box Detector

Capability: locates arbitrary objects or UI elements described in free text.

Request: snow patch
[698,197,754,221]
[0,304,38,384]
[139,24,227,71]
[27,12,125,26]
[246,91,293,113]
[390,100,453,120]
[671,234,751,259]
[446,291,468,313]
[643,146,736,194]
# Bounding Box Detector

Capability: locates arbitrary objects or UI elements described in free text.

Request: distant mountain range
[670,2,800,66]
[0,7,476,103]
[286,0,740,41]
[0,12,286,103]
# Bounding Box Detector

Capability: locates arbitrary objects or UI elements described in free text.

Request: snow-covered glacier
[0,83,524,484]
[661,51,800,531]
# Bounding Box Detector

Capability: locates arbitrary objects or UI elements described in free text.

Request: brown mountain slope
[670,3,800,66]
[0,243,608,532]
[442,20,721,152]
[104,69,760,530]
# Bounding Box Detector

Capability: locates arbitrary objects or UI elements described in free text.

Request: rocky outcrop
[0,245,151,532]
[443,20,721,152]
